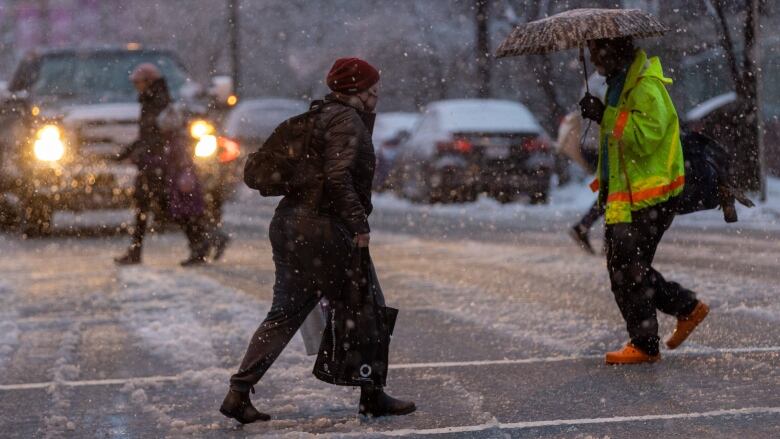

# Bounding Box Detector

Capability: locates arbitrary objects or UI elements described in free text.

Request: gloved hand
[579,93,605,123]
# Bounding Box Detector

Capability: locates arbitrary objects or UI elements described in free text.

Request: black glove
[579,93,605,123]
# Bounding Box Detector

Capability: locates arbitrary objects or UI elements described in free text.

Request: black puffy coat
[277,93,376,235]
[117,78,172,169]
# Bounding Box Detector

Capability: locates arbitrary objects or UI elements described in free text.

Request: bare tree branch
[708,0,743,93]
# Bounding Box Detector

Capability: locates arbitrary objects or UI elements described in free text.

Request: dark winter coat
[117,78,172,170]
[276,93,376,235]
[164,135,205,221]
[120,77,205,220]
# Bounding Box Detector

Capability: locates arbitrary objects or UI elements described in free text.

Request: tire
[529,190,549,205]
[0,195,19,230]
[20,197,53,237]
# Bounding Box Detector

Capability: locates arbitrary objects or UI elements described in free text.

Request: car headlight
[33,125,65,162]
[195,134,218,157]
[190,120,215,139]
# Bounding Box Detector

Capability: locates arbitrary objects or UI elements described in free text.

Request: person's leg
[229,215,343,392]
[180,216,211,265]
[605,208,664,356]
[580,199,605,230]
[643,205,699,317]
[116,175,150,264]
[228,259,321,391]
[570,199,604,254]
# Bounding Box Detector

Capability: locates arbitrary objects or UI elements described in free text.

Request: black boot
[180,253,207,267]
[359,385,416,417]
[212,231,230,261]
[219,388,270,424]
[114,246,141,265]
[568,224,595,254]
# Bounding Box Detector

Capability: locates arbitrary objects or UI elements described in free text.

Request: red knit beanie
[326,57,380,94]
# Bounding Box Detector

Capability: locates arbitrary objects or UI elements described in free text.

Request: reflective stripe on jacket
[593,49,685,224]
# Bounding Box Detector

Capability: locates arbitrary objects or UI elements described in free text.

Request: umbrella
[496,8,668,91]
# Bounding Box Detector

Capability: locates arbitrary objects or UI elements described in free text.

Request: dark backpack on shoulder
[243,103,322,196]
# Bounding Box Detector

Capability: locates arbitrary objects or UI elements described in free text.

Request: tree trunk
[228,0,241,96]
[740,0,765,199]
[475,0,491,98]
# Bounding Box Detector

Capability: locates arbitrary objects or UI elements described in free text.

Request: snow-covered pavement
[1,182,779,437]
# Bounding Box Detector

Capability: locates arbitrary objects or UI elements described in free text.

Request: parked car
[372,112,419,191]
[0,47,241,235]
[392,99,553,204]
[685,92,780,178]
[222,98,309,155]
[676,39,780,176]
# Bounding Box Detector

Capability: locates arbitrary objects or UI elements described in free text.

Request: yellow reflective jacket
[592,49,685,224]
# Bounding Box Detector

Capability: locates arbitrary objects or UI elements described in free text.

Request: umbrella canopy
[496,8,668,58]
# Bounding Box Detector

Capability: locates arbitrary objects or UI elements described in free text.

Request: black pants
[230,213,354,392]
[130,170,209,256]
[604,201,698,356]
[577,199,606,230]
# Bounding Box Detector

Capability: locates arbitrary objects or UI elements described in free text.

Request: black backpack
[243,104,322,196]
[676,130,753,221]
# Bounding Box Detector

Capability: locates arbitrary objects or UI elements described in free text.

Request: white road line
[356,407,780,436]
[390,345,780,370]
[1,346,778,391]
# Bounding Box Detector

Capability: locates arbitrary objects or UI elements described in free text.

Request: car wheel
[20,197,53,237]
[0,194,19,230]
[529,190,549,205]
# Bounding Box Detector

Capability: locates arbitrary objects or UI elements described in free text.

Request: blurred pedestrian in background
[559,73,607,254]
[114,63,228,266]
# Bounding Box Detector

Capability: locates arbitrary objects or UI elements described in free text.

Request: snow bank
[373,181,595,222]
[373,177,780,232]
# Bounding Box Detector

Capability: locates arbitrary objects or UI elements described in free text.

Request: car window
[18,52,188,104]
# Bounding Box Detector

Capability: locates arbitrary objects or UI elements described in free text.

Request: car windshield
[18,51,188,104]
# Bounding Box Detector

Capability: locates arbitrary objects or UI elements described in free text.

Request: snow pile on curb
[372,177,780,231]
[372,182,596,221]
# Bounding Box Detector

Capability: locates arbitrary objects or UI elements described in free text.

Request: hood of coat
[630,49,673,90]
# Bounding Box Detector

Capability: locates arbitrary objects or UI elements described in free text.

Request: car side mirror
[209,76,235,107]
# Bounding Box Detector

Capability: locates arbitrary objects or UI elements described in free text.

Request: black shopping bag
[313,248,398,387]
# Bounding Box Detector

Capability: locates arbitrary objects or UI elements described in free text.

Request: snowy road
[1,186,779,438]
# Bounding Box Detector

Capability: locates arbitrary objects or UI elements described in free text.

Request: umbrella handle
[579,46,590,94]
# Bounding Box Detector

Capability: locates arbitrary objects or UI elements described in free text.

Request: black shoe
[359,385,416,417]
[114,248,141,265]
[568,225,595,254]
[180,254,207,267]
[219,389,270,424]
[212,232,230,261]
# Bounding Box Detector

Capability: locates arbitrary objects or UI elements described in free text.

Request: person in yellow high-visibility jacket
[579,36,710,365]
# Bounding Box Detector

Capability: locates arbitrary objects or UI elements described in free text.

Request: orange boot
[605,343,660,365]
[666,301,709,350]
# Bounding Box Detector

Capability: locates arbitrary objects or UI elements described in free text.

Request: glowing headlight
[190,120,215,139]
[195,135,218,157]
[33,125,65,162]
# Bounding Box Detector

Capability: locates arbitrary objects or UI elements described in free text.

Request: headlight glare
[33,125,65,161]
[190,120,215,139]
[195,135,218,157]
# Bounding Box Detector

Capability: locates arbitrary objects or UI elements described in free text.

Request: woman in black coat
[220,58,415,424]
